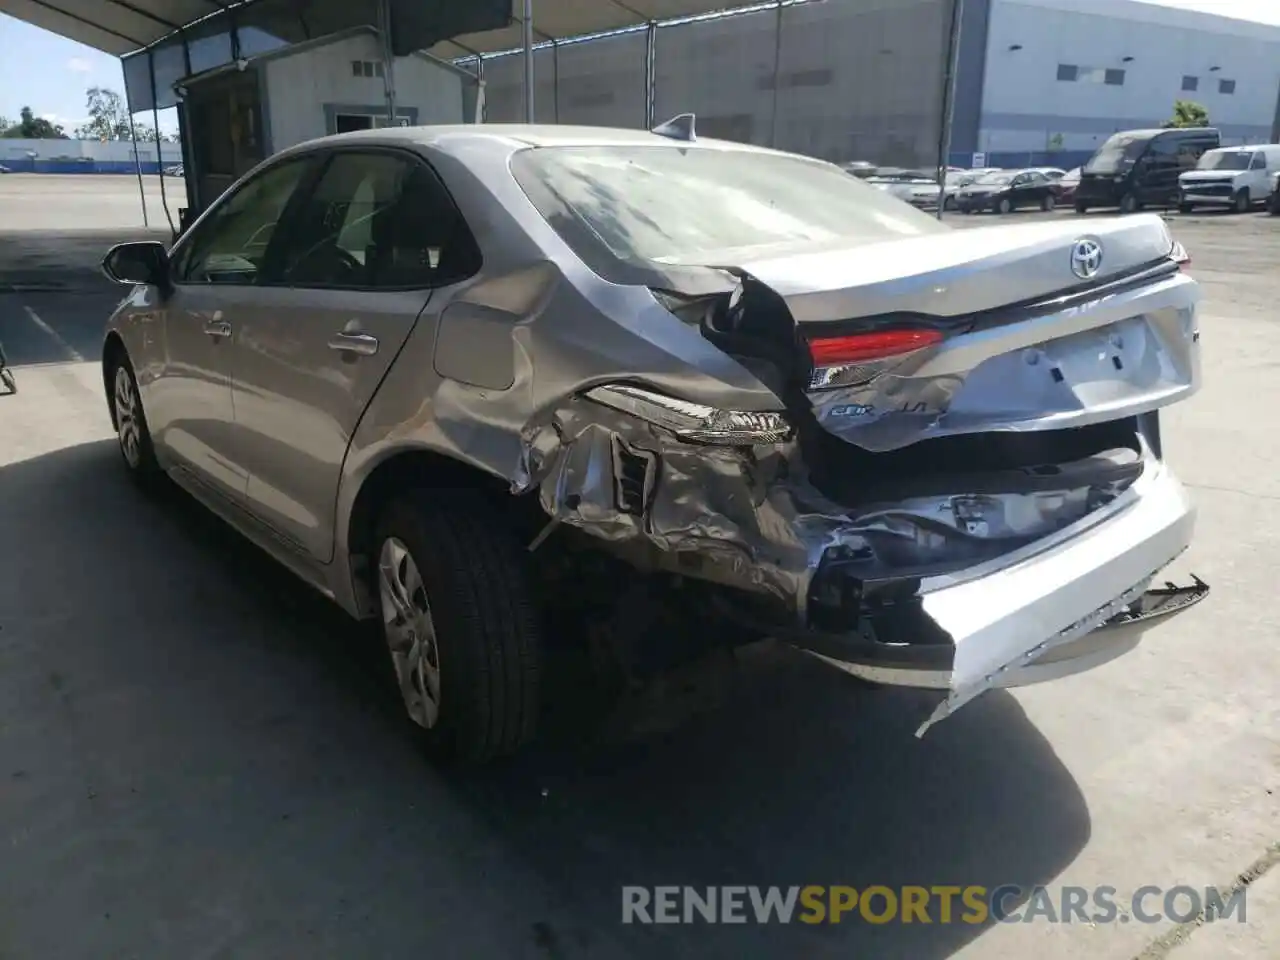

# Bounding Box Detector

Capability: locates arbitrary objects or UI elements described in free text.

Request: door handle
[204,319,232,339]
[328,331,379,356]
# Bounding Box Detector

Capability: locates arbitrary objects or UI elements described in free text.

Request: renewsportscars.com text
[621,885,1247,926]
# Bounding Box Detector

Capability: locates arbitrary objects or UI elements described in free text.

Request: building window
[1057,64,1078,81]
[351,60,363,77]
[1105,68,1125,86]
[1219,78,1236,94]
[1182,75,1198,91]
[351,60,383,79]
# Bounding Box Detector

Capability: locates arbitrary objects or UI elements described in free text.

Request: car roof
[279,123,795,162]
[1204,143,1278,152]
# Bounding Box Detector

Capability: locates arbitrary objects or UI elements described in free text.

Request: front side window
[510,145,945,280]
[173,156,317,285]
[266,151,480,289]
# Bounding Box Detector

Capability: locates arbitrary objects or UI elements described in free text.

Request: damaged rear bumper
[786,461,1207,734]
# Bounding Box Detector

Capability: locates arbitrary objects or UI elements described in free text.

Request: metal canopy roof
[0,0,758,58]
[426,0,765,59]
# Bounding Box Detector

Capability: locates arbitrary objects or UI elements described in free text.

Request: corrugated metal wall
[474,0,952,168]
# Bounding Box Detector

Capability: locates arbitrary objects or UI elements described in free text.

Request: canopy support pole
[936,0,965,220]
[522,0,535,121]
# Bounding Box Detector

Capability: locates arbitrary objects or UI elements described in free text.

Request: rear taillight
[1171,241,1191,270]
[807,329,943,366]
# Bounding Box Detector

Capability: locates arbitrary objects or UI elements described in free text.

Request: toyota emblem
[1070,237,1103,280]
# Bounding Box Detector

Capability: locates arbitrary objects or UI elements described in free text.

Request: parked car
[955,168,1060,213]
[98,123,1207,763]
[164,164,185,177]
[1055,167,1082,203]
[1030,167,1068,182]
[1177,144,1280,213]
[840,160,879,179]
[866,168,938,206]
[0,164,10,174]
[1075,127,1220,214]
[1268,170,1280,215]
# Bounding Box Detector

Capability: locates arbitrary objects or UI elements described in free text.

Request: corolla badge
[1070,237,1103,280]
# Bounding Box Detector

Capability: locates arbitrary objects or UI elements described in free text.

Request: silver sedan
[100,122,1208,762]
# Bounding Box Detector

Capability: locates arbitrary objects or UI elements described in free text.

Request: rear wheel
[1119,193,1138,214]
[1233,189,1251,214]
[1074,201,1089,215]
[944,195,957,211]
[1040,193,1056,212]
[373,490,542,764]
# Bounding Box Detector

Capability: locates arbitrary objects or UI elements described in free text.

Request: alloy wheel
[114,365,142,468]
[378,536,442,729]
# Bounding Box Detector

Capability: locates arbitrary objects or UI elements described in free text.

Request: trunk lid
[711,215,1199,453]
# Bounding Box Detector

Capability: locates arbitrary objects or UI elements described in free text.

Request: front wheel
[108,351,161,485]
[373,491,543,764]
[944,195,957,211]
[1233,189,1251,214]
[997,196,1013,214]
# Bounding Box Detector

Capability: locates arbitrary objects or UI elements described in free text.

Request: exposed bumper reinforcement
[787,463,1206,735]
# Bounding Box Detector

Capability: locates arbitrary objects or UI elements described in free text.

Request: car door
[154,155,319,503]
[227,148,482,562]
[1008,173,1032,207]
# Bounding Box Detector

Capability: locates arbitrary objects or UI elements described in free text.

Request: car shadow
[0,439,1092,960]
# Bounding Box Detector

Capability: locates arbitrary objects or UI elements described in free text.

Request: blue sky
[2,0,1279,134]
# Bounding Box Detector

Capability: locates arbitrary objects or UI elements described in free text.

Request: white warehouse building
[468,0,1280,171]
[974,0,1280,160]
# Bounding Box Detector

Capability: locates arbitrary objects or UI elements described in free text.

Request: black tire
[1233,189,1251,214]
[944,195,957,211]
[1269,196,1280,216]
[997,196,1013,214]
[106,348,161,485]
[1119,193,1138,214]
[1074,201,1089,215]
[372,490,542,764]
[1040,193,1056,212]
[1178,203,1194,214]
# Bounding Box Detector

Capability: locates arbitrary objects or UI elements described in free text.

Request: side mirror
[102,241,171,289]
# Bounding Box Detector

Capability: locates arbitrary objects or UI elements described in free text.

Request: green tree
[1047,132,1065,152]
[75,86,133,141]
[1163,100,1210,129]
[1,106,68,139]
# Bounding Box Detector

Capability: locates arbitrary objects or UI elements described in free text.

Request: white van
[1178,144,1280,213]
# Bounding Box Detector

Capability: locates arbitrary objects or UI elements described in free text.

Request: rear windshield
[1085,133,1151,174]
[1197,150,1252,171]
[510,145,946,275]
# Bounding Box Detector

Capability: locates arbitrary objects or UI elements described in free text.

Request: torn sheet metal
[514,396,1146,619]
[514,390,1199,734]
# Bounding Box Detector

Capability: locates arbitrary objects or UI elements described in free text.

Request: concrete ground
[0,174,1276,960]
